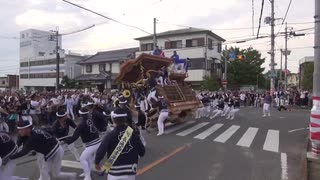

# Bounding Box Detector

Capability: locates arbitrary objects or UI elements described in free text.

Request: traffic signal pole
[310,0,320,156]
[284,22,288,91]
[224,45,228,90]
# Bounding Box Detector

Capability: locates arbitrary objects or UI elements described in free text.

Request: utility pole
[310,0,320,156]
[54,30,60,91]
[270,0,276,95]
[224,45,228,90]
[279,49,283,91]
[153,18,157,49]
[284,22,288,91]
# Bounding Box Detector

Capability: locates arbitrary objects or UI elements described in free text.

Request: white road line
[164,121,196,134]
[236,127,259,148]
[176,122,209,136]
[194,124,224,140]
[281,153,288,180]
[288,127,309,133]
[263,130,279,152]
[61,160,97,171]
[213,125,240,143]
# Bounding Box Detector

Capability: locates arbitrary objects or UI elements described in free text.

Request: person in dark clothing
[0,131,28,180]
[62,107,101,180]
[103,108,113,128]
[95,108,145,180]
[85,102,107,133]
[210,98,224,119]
[135,104,146,129]
[135,103,147,146]
[52,108,80,161]
[11,121,76,180]
[117,97,137,132]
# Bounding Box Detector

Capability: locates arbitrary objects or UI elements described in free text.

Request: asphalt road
[13,107,309,180]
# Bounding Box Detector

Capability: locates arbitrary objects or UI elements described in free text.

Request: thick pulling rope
[98,126,133,176]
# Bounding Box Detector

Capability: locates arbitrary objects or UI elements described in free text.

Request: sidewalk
[306,139,320,180]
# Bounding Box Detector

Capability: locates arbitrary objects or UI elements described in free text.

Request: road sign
[268,73,277,78]
[229,52,235,60]
[223,80,228,85]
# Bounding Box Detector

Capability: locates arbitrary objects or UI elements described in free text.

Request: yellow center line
[137,143,192,176]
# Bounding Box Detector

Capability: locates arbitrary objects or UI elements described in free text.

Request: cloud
[15,9,83,29]
[0,0,315,76]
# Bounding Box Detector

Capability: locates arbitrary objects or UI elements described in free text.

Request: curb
[301,137,309,180]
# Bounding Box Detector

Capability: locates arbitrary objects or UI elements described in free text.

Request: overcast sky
[0,0,314,76]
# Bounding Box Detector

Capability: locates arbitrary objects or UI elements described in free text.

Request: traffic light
[236,54,245,60]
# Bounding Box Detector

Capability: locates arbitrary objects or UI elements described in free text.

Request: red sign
[223,80,228,85]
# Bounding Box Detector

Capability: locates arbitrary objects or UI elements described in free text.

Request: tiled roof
[78,47,139,64]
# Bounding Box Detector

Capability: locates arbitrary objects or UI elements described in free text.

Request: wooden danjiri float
[115,53,200,126]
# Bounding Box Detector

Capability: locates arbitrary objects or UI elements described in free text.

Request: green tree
[224,47,266,89]
[201,75,221,91]
[61,76,77,89]
[302,62,314,90]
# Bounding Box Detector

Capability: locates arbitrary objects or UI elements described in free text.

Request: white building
[20,29,61,59]
[135,28,225,85]
[19,29,84,90]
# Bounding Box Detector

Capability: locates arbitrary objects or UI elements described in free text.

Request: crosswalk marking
[169,122,281,153]
[263,130,279,152]
[176,122,209,136]
[164,121,196,134]
[214,125,240,143]
[236,127,259,147]
[194,124,224,140]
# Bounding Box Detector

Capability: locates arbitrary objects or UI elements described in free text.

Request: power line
[62,0,152,35]
[281,0,293,25]
[257,0,265,38]
[157,19,313,31]
[276,0,293,37]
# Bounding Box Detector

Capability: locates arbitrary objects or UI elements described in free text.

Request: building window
[217,43,222,53]
[20,41,32,47]
[141,43,154,51]
[188,58,205,70]
[99,64,106,72]
[2,81,5,85]
[164,40,182,49]
[86,65,92,73]
[21,34,25,39]
[21,73,63,79]
[106,64,111,71]
[208,38,213,49]
[38,52,45,56]
[186,38,205,47]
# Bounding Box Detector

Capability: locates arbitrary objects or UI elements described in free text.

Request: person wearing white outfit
[63,107,102,180]
[64,95,75,121]
[227,98,240,120]
[210,99,224,119]
[157,96,168,136]
[262,93,272,117]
